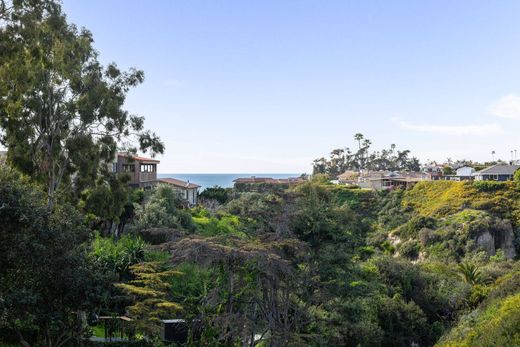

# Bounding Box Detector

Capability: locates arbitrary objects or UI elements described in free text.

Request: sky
[62,0,520,173]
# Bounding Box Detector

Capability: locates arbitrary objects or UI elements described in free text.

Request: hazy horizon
[62,0,520,172]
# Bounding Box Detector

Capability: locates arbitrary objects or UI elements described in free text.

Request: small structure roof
[118,152,160,163]
[476,164,520,175]
[337,170,359,180]
[232,177,305,184]
[159,178,201,189]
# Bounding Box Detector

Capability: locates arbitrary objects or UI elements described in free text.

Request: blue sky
[62,0,520,173]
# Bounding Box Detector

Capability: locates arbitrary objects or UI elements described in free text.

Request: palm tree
[492,150,496,162]
[457,263,490,286]
[354,133,364,150]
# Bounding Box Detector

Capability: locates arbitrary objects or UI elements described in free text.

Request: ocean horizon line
[157,173,306,190]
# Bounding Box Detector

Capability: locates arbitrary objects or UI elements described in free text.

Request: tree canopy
[0,0,163,207]
[313,133,421,177]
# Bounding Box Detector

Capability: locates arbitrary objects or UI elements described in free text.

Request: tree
[312,133,421,176]
[164,234,313,346]
[134,184,184,230]
[80,173,132,235]
[0,0,164,208]
[0,167,108,346]
[443,166,455,175]
[354,133,364,150]
[199,185,230,204]
[115,262,182,337]
[457,263,490,286]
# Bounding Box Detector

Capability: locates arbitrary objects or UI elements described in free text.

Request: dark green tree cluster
[0,167,109,346]
[313,133,421,177]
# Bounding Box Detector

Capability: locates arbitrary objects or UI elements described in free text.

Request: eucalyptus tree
[0,0,163,207]
[0,166,109,347]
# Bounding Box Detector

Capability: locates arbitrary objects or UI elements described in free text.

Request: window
[122,164,135,173]
[140,164,156,173]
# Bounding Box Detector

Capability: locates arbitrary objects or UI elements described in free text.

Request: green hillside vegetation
[1,1,519,345]
[402,180,520,222]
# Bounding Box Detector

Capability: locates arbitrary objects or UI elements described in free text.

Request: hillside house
[233,176,306,185]
[421,163,445,180]
[445,166,475,181]
[114,153,160,189]
[473,164,520,181]
[356,171,428,190]
[158,178,201,206]
[337,170,360,184]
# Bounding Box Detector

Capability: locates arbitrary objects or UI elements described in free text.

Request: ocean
[158,173,301,191]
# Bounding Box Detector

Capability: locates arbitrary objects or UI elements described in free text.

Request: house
[158,178,201,206]
[114,153,160,189]
[232,176,307,192]
[456,166,475,177]
[445,166,475,181]
[337,170,360,184]
[232,176,306,185]
[356,171,428,190]
[422,164,444,180]
[473,164,520,181]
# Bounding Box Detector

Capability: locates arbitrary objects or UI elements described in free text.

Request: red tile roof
[159,178,201,189]
[233,177,305,184]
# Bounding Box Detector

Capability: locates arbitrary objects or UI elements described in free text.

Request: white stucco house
[158,178,201,206]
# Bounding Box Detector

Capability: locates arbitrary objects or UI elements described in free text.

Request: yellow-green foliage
[193,213,247,238]
[115,262,183,336]
[403,181,520,224]
[321,185,375,211]
[403,181,472,216]
[436,292,520,347]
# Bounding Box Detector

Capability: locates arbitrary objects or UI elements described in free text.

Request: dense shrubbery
[437,293,520,346]
[3,162,520,346]
[91,234,147,278]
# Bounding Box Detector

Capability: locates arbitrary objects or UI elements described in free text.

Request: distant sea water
[158,173,301,191]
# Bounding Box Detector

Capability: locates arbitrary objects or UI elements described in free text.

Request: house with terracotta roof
[158,178,201,206]
[114,152,160,189]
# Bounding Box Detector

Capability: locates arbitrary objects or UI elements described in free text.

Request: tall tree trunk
[15,329,31,347]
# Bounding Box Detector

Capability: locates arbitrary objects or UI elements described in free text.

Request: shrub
[473,180,508,192]
[91,234,146,277]
[199,186,230,204]
[418,228,436,246]
[135,228,185,245]
[399,239,421,259]
[437,293,520,346]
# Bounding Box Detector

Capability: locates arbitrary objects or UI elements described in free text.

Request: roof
[337,170,359,180]
[232,177,305,184]
[370,177,424,183]
[476,164,520,175]
[159,178,201,189]
[118,152,160,163]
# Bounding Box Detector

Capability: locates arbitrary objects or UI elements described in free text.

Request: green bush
[437,293,520,346]
[399,240,421,259]
[91,234,146,277]
[473,180,508,192]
